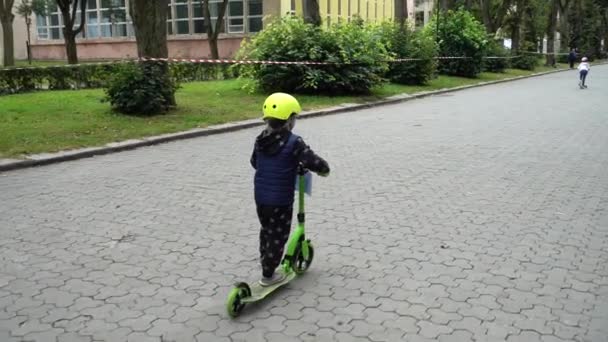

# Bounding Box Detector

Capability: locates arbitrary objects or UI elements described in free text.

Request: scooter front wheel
[226,282,251,318]
[293,240,314,275]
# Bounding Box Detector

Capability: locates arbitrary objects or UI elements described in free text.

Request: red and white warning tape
[0,52,556,72]
[521,50,571,56]
[141,57,334,65]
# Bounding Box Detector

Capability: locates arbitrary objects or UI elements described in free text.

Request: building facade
[287,0,416,26]
[3,0,435,61]
[30,0,264,60]
[0,11,31,64]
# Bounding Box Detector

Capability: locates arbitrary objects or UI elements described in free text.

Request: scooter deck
[241,272,296,303]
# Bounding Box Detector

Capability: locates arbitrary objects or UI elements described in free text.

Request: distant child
[577,57,590,89]
[250,93,330,286]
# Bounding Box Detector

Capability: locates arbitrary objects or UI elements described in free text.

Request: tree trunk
[0,0,15,67]
[202,0,228,59]
[480,0,494,33]
[545,0,559,66]
[129,0,175,106]
[57,0,87,64]
[63,32,78,64]
[129,0,169,58]
[395,0,408,27]
[303,0,321,26]
[604,11,608,55]
[1,18,14,66]
[26,18,32,64]
[511,24,521,53]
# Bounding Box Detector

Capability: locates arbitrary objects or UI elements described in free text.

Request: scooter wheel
[293,240,314,275]
[226,282,250,318]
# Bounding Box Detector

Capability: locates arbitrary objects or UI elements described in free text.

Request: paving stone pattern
[1,67,608,341]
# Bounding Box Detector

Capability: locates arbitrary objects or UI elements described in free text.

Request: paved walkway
[1,67,608,342]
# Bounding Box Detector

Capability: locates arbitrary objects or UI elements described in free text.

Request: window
[36,14,49,40]
[248,0,262,32]
[415,10,424,28]
[192,1,205,34]
[227,0,244,33]
[36,4,63,40]
[86,0,100,38]
[99,0,129,38]
[36,0,129,40]
[36,0,263,40]
[173,0,190,35]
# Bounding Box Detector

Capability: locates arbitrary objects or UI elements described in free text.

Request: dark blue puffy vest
[254,133,299,206]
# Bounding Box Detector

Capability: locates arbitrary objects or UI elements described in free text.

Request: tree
[302,0,321,26]
[54,0,86,64]
[395,0,408,27]
[504,0,524,53]
[0,0,16,66]
[16,0,33,64]
[129,0,175,107]
[545,0,560,66]
[201,0,228,59]
[476,0,511,34]
[562,0,606,58]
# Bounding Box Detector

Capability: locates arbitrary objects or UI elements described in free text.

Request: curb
[0,65,596,173]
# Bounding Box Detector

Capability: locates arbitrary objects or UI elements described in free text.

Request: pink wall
[31,35,246,61]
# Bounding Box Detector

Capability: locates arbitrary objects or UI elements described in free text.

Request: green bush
[237,16,389,94]
[483,40,510,73]
[171,63,236,82]
[0,61,233,95]
[424,9,488,78]
[557,53,572,64]
[511,43,539,70]
[104,62,178,116]
[378,22,438,85]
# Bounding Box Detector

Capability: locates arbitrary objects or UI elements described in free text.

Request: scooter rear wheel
[293,240,314,275]
[226,282,251,318]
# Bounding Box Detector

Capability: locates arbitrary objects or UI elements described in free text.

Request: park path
[1,66,608,341]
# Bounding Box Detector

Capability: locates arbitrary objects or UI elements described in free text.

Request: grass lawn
[0,65,570,158]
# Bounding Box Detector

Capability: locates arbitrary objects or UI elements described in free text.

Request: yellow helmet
[262,93,302,121]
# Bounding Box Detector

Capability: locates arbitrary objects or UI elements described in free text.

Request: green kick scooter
[226,167,315,318]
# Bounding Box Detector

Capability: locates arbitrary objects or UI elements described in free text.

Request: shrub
[171,63,236,82]
[0,61,233,95]
[104,62,178,116]
[557,53,571,64]
[237,16,389,94]
[511,43,539,70]
[483,40,510,73]
[424,9,488,78]
[378,22,438,85]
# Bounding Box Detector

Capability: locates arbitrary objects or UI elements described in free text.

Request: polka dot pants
[256,205,293,278]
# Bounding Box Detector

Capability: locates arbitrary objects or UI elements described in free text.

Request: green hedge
[379,22,438,85]
[511,43,539,70]
[236,17,389,94]
[483,40,510,73]
[0,62,234,95]
[424,9,488,78]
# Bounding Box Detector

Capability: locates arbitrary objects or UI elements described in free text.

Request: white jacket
[578,62,590,71]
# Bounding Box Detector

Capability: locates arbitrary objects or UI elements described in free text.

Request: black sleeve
[250,148,257,169]
[293,137,330,174]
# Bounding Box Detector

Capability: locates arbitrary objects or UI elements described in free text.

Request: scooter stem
[297,173,305,224]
